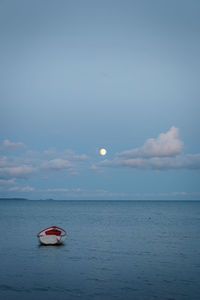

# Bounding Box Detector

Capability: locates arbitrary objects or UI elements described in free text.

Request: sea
[0,200,200,300]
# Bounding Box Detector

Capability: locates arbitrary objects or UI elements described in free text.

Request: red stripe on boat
[45,229,61,236]
[37,226,67,237]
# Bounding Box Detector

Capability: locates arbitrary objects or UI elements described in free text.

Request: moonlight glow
[99,148,107,156]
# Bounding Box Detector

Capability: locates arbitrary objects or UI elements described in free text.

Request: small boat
[37,226,67,245]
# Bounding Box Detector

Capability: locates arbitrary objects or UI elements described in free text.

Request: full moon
[99,148,107,156]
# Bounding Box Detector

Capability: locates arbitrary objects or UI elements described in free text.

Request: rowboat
[37,226,67,245]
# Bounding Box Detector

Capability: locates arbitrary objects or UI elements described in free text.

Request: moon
[99,148,107,156]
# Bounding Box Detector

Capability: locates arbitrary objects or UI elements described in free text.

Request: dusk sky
[0,0,200,200]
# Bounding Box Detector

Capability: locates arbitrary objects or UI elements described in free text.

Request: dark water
[0,200,200,300]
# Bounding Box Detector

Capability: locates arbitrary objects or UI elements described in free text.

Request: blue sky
[0,0,200,200]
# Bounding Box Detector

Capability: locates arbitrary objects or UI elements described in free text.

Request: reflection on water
[38,243,65,249]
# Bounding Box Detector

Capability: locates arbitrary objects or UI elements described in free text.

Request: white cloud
[0,142,89,182]
[90,163,105,173]
[63,150,88,161]
[40,150,88,173]
[0,178,16,185]
[0,140,26,153]
[47,188,69,193]
[44,187,126,199]
[43,149,88,161]
[2,184,200,200]
[0,156,8,167]
[0,166,36,179]
[117,126,183,159]
[41,159,73,172]
[9,186,35,192]
[109,154,200,170]
[43,150,57,157]
[42,188,200,200]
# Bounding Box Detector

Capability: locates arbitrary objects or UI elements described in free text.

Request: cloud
[9,186,35,192]
[2,183,200,200]
[47,188,69,193]
[41,159,73,172]
[0,166,36,179]
[90,163,105,173]
[0,178,16,185]
[43,187,126,199]
[40,150,88,174]
[93,127,200,171]
[0,140,26,153]
[64,150,88,162]
[43,149,88,161]
[0,143,89,183]
[41,188,200,200]
[43,150,57,157]
[109,154,200,170]
[117,126,183,159]
[0,156,8,167]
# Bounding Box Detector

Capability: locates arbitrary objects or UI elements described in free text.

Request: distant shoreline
[0,198,28,201]
[0,198,200,202]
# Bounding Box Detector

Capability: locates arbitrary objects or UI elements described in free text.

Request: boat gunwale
[37,226,67,237]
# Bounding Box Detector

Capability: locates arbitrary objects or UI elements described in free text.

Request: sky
[0,0,200,200]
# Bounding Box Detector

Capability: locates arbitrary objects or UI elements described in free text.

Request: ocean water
[0,200,200,300]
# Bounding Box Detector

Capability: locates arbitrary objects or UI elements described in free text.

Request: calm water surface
[0,200,200,300]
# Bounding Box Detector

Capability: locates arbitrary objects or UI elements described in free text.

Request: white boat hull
[39,235,66,245]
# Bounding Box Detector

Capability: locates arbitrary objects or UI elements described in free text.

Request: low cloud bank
[95,127,200,170]
[110,154,200,170]
[0,141,89,181]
